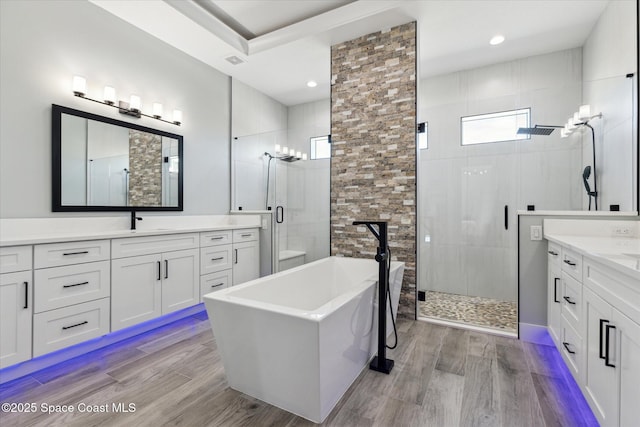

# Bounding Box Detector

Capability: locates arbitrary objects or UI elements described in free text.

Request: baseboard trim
[519,323,554,345]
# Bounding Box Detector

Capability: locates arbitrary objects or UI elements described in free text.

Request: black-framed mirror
[52,104,183,212]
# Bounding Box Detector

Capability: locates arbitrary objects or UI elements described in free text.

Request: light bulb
[296,151,302,158]
[578,105,591,120]
[72,75,86,97]
[152,103,163,118]
[275,144,281,154]
[302,153,308,161]
[129,95,141,112]
[173,109,182,125]
[103,86,116,105]
[282,147,288,156]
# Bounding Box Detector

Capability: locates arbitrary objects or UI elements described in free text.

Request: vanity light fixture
[271,144,307,162]
[71,75,182,126]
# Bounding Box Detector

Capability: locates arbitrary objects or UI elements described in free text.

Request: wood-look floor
[0,310,597,427]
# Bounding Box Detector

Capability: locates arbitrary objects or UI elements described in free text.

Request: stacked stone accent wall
[330,22,417,318]
[128,130,162,206]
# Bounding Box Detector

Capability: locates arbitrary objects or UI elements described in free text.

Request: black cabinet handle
[235,249,238,264]
[599,319,608,360]
[563,296,576,305]
[553,278,560,303]
[157,261,161,281]
[63,251,89,256]
[504,205,508,230]
[563,259,576,266]
[211,236,224,241]
[241,233,252,237]
[23,281,28,309]
[605,324,616,368]
[63,281,89,288]
[211,283,224,288]
[562,342,576,354]
[62,320,88,330]
[211,257,224,261]
[164,260,169,279]
[276,206,284,224]
[548,250,558,256]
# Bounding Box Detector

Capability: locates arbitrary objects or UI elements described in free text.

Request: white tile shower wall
[285,100,331,264]
[582,0,637,212]
[418,48,584,301]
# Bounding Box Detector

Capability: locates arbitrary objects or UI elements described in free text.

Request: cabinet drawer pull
[604,324,616,368]
[562,342,576,354]
[63,251,89,256]
[563,296,576,305]
[164,260,169,279]
[548,250,558,256]
[63,281,89,288]
[563,259,576,266]
[23,281,29,309]
[235,249,238,264]
[211,257,224,261]
[211,283,224,288]
[240,233,252,237]
[62,320,88,330]
[211,236,224,240]
[157,261,161,281]
[553,278,560,303]
[599,319,609,360]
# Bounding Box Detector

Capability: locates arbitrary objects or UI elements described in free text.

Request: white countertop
[544,233,640,280]
[0,215,262,247]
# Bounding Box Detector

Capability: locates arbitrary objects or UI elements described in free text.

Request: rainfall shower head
[516,125,563,136]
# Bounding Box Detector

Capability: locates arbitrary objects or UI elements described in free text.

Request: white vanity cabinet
[232,229,260,286]
[546,236,640,427]
[111,234,199,331]
[32,240,111,357]
[0,246,33,369]
[582,259,640,427]
[199,230,233,302]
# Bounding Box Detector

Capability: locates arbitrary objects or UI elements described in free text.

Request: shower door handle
[504,205,508,230]
[276,206,284,224]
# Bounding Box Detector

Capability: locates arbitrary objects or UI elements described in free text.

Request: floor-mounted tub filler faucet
[130,211,142,230]
[352,220,394,374]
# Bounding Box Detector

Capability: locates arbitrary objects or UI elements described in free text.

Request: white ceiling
[90,0,612,106]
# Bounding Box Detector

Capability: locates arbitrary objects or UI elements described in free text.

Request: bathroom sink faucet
[130,211,142,230]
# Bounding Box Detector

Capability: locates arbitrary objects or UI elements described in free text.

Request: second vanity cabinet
[111,233,199,331]
[232,229,260,286]
[546,239,640,427]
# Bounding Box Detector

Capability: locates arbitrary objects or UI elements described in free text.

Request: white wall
[0,0,230,218]
[582,0,638,211]
[286,100,331,264]
[418,48,583,301]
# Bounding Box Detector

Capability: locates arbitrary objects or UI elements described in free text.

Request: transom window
[461,108,530,146]
[310,135,330,159]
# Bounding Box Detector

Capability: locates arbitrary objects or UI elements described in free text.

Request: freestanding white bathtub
[203,256,405,423]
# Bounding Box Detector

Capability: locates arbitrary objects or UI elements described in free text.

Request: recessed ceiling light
[490,35,505,46]
[306,80,317,88]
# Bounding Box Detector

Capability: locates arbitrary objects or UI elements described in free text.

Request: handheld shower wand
[582,166,598,211]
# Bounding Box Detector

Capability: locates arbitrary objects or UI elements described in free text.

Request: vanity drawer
[0,245,32,274]
[111,233,198,259]
[200,270,232,302]
[200,230,232,247]
[33,297,110,357]
[200,245,232,275]
[233,228,259,243]
[561,272,583,329]
[561,247,582,282]
[559,319,584,383]
[34,261,110,313]
[34,240,109,269]
[547,241,561,271]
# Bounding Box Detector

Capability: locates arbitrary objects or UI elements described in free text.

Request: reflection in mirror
[53,105,183,211]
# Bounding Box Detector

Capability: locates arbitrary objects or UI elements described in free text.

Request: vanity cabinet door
[111,254,162,331]
[0,271,32,369]
[232,240,259,286]
[547,262,562,346]
[161,249,199,315]
[612,308,640,427]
